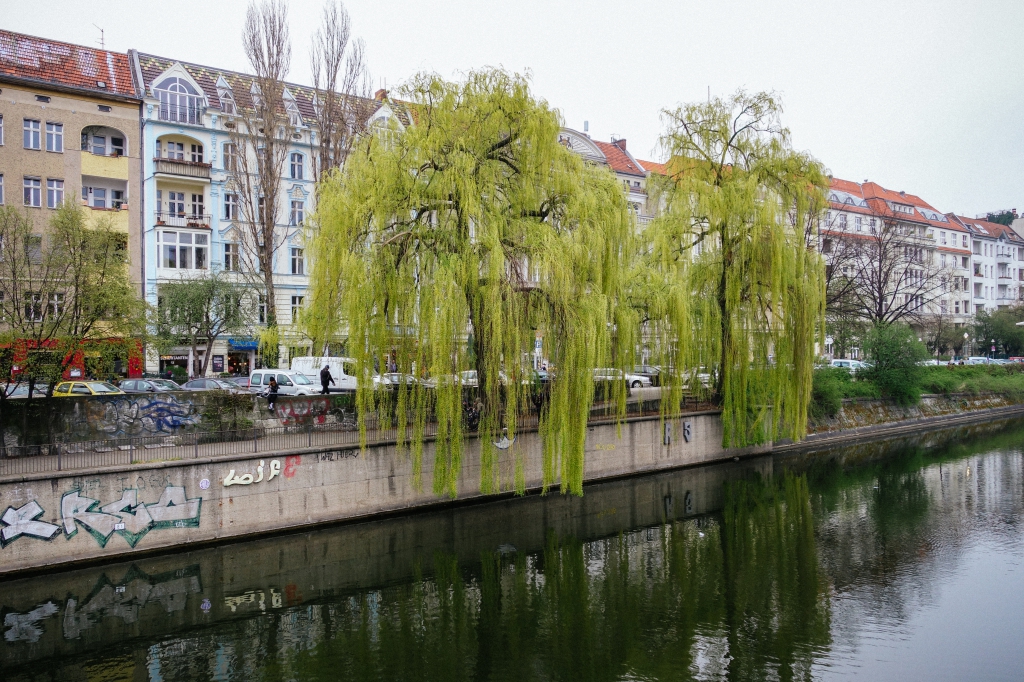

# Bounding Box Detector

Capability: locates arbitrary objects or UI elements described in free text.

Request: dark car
[225,376,250,389]
[180,378,248,394]
[120,378,182,393]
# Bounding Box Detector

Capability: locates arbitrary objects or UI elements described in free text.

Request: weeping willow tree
[645,91,829,447]
[306,69,636,497]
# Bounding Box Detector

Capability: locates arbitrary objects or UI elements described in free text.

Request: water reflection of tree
[721,473,831,681]
[278,473,828,681]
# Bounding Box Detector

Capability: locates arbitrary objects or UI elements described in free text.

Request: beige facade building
[0,30,143,290]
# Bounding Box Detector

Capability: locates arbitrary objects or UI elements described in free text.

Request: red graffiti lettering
[283,455,301,478]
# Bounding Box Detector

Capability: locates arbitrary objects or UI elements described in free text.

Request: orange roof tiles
[638,159,666,175]
[592,140,645,177]
[0,29,137,100]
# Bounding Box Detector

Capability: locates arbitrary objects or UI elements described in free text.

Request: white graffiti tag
[0,501,62,546]
[60,486,202,547]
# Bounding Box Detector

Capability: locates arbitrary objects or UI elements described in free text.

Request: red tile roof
[592,140,645,177]
[954,215,1024,243]
[638,159,666,175]
[828,177,969,233]
[0,29,137,100]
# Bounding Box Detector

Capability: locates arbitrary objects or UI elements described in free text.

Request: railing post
[253,426,258,453]
[57,443,61,472]
[194,432,199,459]
[307,421,312,448]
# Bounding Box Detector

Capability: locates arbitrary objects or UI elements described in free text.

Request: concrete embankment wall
[0,411,762,575]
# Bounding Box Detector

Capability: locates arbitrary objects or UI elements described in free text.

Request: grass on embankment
[810,363,1024,421]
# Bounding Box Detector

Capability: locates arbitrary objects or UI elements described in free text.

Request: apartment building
[0,30,143,289]
[950,215,1024,313]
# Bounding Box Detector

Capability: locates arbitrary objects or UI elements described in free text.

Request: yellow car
[52,381,125,397]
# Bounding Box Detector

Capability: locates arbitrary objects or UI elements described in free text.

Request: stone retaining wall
[0,411,761,575]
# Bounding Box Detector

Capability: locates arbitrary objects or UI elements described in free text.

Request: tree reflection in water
[281,473,826,682]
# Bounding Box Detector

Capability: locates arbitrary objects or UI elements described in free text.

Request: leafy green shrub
[862,324,928,406]
[810,368,846,420]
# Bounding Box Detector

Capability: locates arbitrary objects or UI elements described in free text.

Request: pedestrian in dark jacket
[266,377,279,411]
[320,365,335,395]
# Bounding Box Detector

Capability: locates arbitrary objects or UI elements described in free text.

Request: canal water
[2,421,1023,681]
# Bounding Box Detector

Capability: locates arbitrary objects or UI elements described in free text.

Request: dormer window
[250,82,262,108]
[154,77,203,124]
[216,76,236,115]
[284,90,302,127]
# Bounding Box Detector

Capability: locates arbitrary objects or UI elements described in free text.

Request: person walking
[266,377,279,412]
[320,364,335,395]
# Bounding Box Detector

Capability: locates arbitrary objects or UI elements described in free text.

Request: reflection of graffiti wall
[2,486,201,549]
[2,564,201,646]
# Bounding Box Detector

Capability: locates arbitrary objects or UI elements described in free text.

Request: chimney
[583,120,589,137]
[374,88,388,101]
[900,190,906,196]
[614,138,627,151]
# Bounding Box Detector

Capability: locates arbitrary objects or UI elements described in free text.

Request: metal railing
[157,103,203,125]
[153,157,212,179]
[0,393,711,478]
[155,210,213,228]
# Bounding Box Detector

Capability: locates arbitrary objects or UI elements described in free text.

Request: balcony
[155,211,212,229]
[997,251,1012,262]
[157,103,204,125]
[85,206,130,233]
[81,151,129,180]
[153,158,211,181]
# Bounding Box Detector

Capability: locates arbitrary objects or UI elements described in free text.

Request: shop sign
[212,355,225,373]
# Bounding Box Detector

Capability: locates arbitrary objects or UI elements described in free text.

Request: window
[158,230,209,269]
[24,292,42,322]
[839,214,847,230]
[869,218,876,234]
[224,242,239,271]
[47,292,64,318]
[82,186,106,209]
[290,200,304,226]
[0,115,4,145]
[111,189,124,209]
[0,174,4,204]
[258,197,266,224]
[191,144,204,163]
[45,123,63,152]
[191,193,205,217]
[168,191,184,216]
[46,179,63,208]
[23,119,40,149]
[111,136,125,156]
[291,295,304,321]
[165,141,184,160]
[224,193,238,220]
[963,235,968,248]
[854,216,862,232]
[223,143,238,171]
[290,152,304,179]
[290,247,304,275]
[221,94,235,115]
[23,177,41,207]
[154,77,203,124]
[940,299,948,314]
[258,295,267,324]
[91,135,106,155]
[25,235,42,263]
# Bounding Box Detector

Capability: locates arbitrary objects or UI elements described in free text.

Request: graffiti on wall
[66,394,200,438]
[1,486,201,549]
[272,396,332,426]
[2,564,202,643]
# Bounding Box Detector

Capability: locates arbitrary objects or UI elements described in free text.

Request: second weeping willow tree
[645,91,829,447]
[306,69,636,497]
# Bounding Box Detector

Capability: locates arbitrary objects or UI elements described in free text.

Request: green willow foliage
[645,92,829,447]
[306,69,636,497]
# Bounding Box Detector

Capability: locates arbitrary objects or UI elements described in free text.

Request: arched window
[155,77,203,124]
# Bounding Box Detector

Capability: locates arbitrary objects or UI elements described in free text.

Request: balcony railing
[153,157,212,180]
[157,103,203,125]
[155,211,212,228]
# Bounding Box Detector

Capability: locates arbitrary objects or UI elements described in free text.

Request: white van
[290,356,357,392]
[249,369,317,396]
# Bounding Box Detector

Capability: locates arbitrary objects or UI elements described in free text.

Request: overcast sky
[11,0,1024,217]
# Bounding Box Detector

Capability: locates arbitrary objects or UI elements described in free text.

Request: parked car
[382,372,418,386]
[225,376,250,389]
[248,370,318,396]
[593,368,651,389]
[965,356,992,365]
[52,381,124,397]
[4,382,49,399]
[180,377,249,394]
[830,359,868,373]
[633,365,662,386]
[120,378,182,393]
